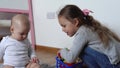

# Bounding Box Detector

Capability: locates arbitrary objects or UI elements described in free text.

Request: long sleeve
[29,45,36,58]
[60,26,88,63]
[27,40,36,58]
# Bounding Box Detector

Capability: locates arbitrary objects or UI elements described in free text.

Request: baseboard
[35,45,60,54]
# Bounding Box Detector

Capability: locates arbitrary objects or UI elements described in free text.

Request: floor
[36,50,56,66]
[35,46,59,66]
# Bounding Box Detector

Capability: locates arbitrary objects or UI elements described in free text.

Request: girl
[57,4,120,68]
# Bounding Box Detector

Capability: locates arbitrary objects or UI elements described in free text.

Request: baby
[0,14,40,68]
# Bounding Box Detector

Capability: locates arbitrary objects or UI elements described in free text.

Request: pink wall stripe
[0,8,29,13]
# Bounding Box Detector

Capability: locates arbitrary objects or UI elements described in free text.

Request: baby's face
[12,24,30,41]
[10,14,30,41]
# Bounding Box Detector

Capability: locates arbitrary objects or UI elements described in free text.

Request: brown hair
[58,5,120,45]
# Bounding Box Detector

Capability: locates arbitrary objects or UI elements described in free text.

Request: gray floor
[41,64,55,68]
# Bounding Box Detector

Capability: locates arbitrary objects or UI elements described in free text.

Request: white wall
[32,0,120,48]
[0,20,11,27]
[0,0,28,10]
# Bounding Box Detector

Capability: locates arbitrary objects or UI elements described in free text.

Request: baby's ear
[10,26,14,33]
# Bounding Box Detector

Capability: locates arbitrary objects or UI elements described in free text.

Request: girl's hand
[30,57,39,63]
[57,48,69,58]
[57,50,61,58]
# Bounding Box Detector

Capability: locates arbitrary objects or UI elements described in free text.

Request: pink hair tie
[82,9,93,16]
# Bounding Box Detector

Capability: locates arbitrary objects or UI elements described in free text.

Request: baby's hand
[30,57,39,63]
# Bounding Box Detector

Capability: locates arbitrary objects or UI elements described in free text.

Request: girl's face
[58,16,79,37]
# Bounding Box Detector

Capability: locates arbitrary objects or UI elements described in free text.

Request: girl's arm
[59,27,88,63]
